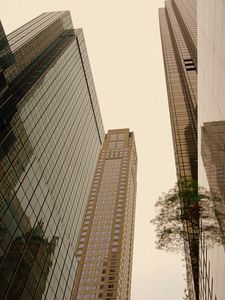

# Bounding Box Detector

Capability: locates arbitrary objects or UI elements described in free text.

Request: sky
[0,0,186,299]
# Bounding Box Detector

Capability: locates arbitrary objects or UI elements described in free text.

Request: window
[108,284,114,289]
[108,142,116,149]
[184,58,196,71]
[117,141,124,148]
[110,134,117,141]
[118,133,125,140]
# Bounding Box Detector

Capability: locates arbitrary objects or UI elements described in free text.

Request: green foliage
[151,177,220,252]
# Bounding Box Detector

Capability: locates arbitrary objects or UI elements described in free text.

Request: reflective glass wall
[0,11,104,300]
[159,1,197,298]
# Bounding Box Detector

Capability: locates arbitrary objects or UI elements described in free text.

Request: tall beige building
[159,1,197,299]
[72,129,137,300]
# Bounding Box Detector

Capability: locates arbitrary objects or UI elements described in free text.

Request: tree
[151,177,221,252]
[183,287,189,300]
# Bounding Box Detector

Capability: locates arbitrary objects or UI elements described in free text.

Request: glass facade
[72,129,137,300]
[159,1,197,299]
[198,1,225,299]
[0,12,104,300]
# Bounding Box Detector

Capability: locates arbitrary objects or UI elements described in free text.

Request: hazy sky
[0,0,185,299]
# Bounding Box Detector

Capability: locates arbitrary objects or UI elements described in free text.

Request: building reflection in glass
[201,121,225,238]
[199,121,225,300]
[0,221,58,300]
[0,11,104,299]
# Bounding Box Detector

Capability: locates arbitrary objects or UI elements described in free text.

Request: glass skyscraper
[159,1,197,299]
[0,12,104,300]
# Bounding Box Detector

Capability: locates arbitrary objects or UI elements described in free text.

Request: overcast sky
[0,0,186,299]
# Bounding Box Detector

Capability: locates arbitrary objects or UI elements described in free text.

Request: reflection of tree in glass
[0,221,58,299]
[151,177,221,252]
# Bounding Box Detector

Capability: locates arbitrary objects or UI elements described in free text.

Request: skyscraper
[72,129,137,300]
[198,1,225,298]
[201,121,225,236]
[0,12,104,299]
[159,1,197,299]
